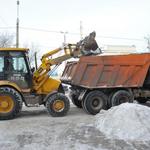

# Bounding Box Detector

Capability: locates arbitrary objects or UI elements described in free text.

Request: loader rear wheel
[69,92,82,108]
[46,93,70,117]
[82,90,107,115]
[111,90,133,106]
[0,87,23,120]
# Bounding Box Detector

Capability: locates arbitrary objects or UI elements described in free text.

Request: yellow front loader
[0,31,100,120]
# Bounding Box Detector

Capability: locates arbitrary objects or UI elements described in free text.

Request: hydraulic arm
[33,31,101,93]
[33,44,76,92]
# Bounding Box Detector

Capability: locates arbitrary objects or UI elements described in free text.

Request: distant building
[102,45,136,54]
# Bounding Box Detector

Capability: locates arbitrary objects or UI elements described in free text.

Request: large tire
[58,84,65,94]
[82,90,107,115]
[46,93,70,117]
[107,91,118,108]
[136,98,148,103]
[0,87,23,120]
[69,92,82,108]
[111,90,133,106]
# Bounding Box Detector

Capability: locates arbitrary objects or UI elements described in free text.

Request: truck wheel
[82,90,107,115]
[111,90,133,106]
[0,87,23,120]
[46,93,70,117]
[69,92,82,108]
[107,92,114,108]
[136,98,148,103]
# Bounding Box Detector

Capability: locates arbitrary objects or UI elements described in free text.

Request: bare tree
[23,42,40,68]
[0,32,14,47]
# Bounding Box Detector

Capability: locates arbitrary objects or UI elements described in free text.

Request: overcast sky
[0,0,150,51]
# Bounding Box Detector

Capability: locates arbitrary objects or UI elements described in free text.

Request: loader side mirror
[31,67,35,73]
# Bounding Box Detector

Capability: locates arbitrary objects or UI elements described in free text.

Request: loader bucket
[75,31,102,56]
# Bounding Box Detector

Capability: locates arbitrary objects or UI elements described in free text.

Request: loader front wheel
[0,87,23,120]
[46,93,70,117]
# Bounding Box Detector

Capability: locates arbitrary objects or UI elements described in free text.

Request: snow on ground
[0,103,150,150]
[95,103,150,141]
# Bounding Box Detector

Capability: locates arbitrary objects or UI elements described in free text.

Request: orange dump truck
[61,53,150,115]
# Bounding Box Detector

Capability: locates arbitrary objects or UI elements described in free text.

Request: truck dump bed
[61,53,150,88]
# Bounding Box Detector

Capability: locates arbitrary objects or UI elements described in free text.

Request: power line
[20,27,61,34]
[0,16,8,26]
[96,35,144,41]
[20,27,144,41]
[0,26,145,42]
[0,27,15,29]
[19,27,80,36]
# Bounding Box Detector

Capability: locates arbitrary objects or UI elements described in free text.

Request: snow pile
[95,103,150,141]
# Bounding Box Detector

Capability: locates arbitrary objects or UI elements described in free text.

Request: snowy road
[0,104,150,150]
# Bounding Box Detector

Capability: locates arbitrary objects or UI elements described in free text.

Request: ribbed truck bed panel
[61,53,150,88]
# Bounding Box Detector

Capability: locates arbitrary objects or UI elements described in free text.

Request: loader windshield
[9,52,27,73]
[0,51,32,89]
[0,56,4,72]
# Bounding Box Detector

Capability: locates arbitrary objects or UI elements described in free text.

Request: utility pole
[144,36,150,51]
[16,0,20,48]
[60,31,68,46]
[80,21,83,40]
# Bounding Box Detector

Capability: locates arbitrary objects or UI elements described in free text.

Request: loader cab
[0,48,32,89]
